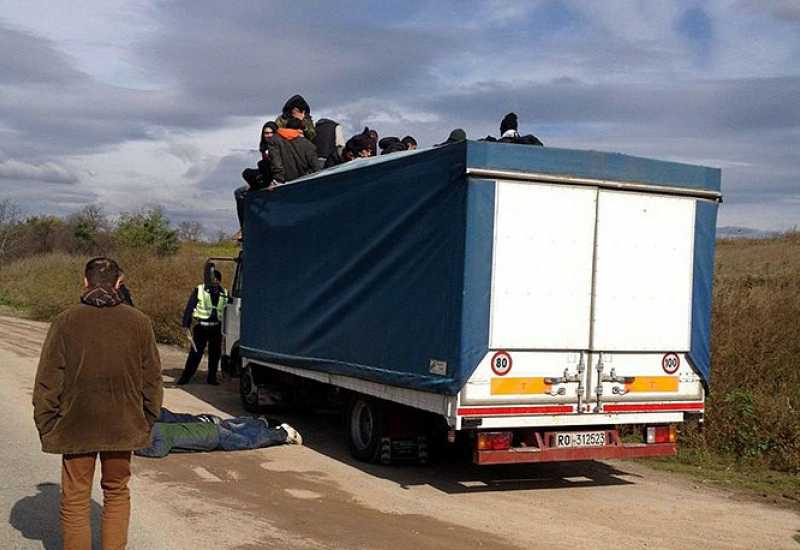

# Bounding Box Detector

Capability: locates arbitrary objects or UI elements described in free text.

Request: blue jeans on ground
[218,417,288,450]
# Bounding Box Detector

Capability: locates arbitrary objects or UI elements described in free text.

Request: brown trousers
[61,451,132,550]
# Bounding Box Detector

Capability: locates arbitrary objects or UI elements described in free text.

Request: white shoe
[280,423,303,445]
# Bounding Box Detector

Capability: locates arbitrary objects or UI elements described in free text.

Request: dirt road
[1,315,797,549]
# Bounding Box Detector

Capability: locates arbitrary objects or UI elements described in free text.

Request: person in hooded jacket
[313,118,345,166]
[267,117,320,183]
[274,94,316,142]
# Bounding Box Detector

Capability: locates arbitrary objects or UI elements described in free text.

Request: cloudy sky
[1,0,798,234]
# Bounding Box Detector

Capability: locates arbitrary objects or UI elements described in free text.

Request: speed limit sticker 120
[491,351,513,376]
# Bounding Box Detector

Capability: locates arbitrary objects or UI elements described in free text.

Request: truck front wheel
[348,396,385,463]
[239,365,259,413]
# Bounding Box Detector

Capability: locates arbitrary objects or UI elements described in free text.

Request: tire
[347,396,385,463]
[239,365,259,413]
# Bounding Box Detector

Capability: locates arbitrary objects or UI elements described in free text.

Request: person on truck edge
[266,117,320,183]
[275,94,316,142]
[313,118,345,166]
[436,128,467,146]
[401,135,417,150]
[33,256,163,550]
[497,112,544,146]
[177,269,227,386]
[235,122,277,237]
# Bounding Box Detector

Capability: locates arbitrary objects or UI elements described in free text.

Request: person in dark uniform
[177,268,228,385]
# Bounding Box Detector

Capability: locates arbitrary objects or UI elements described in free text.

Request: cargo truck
[228,141,721,465]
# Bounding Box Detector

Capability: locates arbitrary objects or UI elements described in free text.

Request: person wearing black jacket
[497,112,544,146]
[266,117,319,183]
[236,122,277,235]
[177,269,227,386]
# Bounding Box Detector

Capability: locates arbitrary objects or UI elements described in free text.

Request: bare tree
[0,199,21,261]
[177,220,205,242]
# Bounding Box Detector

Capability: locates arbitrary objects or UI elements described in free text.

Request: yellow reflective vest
[192,284,227,321]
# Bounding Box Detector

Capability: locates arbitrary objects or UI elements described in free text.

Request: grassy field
[1,233,799,491]
[0,242,238,344]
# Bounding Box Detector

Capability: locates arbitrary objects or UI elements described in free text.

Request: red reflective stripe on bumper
[475,442,676,465]
[602,402,704,413]
[458,405,573,417]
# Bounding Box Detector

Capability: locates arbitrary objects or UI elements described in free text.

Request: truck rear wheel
[348,396,385,463]
[239,365,259,413]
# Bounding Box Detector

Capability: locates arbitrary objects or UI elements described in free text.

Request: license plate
[554,431,606,448]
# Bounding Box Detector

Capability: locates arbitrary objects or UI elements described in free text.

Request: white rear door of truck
[461,180,596,407]
[587,190,703,408]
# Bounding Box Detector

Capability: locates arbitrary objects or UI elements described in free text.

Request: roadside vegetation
[1,198,798,496]
[0,201,237,344]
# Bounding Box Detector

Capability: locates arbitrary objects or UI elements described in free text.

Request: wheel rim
[351,401,373,451]
[240,368,256,404]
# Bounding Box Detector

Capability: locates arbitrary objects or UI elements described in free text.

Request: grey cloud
[420,77,800,136]
[0,22,83,85]
[0,159,79,184]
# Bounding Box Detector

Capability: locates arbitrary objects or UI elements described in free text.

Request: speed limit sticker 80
[491,351,513,376]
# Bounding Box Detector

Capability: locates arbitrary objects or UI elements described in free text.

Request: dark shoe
[207,379,221,386]
[176,379,190,386]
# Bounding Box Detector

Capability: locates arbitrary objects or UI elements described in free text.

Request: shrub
[113,207,178,256]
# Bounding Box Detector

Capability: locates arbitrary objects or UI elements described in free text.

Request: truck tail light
[645,425,677,444]
[477,431,513,451]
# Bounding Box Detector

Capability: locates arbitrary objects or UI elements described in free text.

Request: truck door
[222,254,242,359]
[461,180,596,406]
[587,190,703,408]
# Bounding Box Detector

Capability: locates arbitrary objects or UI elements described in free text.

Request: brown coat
[33,303,163,454]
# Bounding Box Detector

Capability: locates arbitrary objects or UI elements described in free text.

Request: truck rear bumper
[474,442,676,465]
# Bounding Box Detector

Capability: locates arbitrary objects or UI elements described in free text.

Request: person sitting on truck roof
[436,128,467,146]
[379,136,407,155]
[323,138,360,168]
[497,112,543,146]
[177,268,227,386]
[266,117,320,183]
[235,122,277,235]
[313,118,345,166]
[134,408,302,458]
[275,94,316,142]
[401,135,417,150]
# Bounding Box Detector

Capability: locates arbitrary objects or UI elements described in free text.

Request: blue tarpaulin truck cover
[241,141,720,395]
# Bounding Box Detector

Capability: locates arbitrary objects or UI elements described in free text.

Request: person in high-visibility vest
[177,269,228,385]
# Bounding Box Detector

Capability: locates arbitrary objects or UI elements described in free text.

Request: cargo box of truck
[236,140,721,464]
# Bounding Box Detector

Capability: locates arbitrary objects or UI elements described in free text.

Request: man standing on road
[33,257,163,550]
[177,267,227,386]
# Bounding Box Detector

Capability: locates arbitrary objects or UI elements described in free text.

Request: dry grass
[1,234,799,472]
[0,243,238,345]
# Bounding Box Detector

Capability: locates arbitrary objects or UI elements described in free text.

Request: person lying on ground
[275,94,316,142]
[134,408,302,458]
[267,117,320,183]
